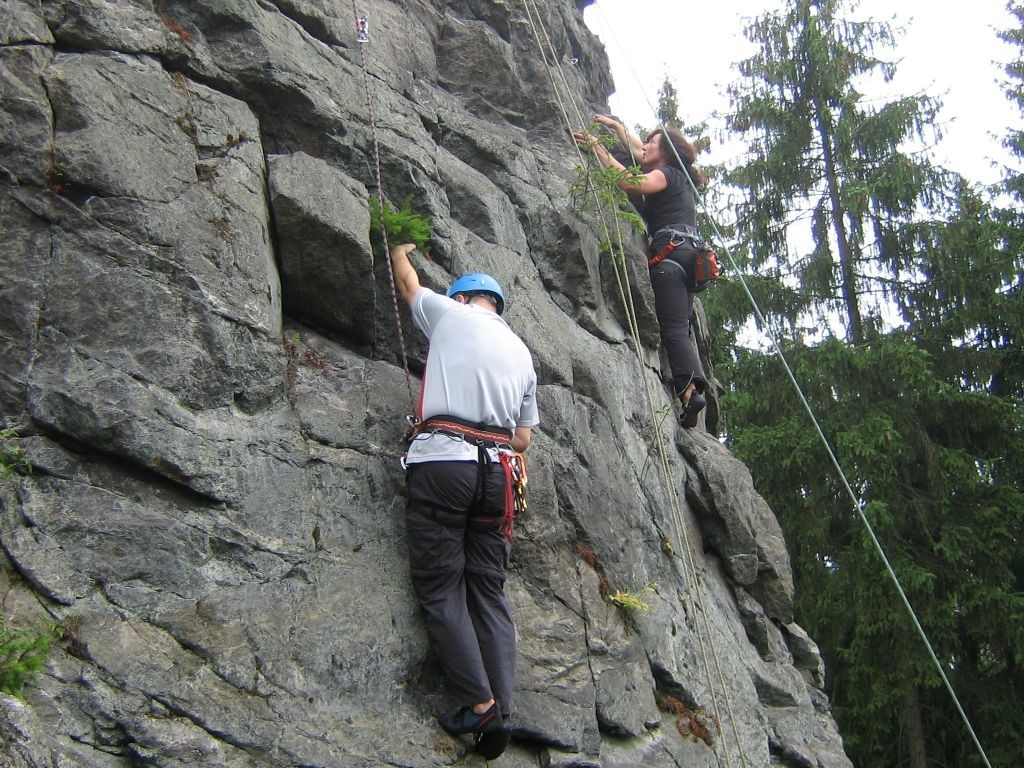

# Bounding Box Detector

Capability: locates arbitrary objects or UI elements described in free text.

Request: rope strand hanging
[350,4,418,417]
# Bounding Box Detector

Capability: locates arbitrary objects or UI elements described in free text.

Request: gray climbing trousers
[405,461,516,714]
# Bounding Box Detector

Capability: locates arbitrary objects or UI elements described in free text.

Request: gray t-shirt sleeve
[518,372,540,427]
[411,287,451,338]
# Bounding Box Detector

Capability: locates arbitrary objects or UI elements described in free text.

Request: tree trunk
[905,668,929,768]
[800,1,864,346]
[817,111,864,346]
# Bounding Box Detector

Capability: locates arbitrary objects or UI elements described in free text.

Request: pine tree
[725,0,949,345]
[995,1,1024,402]
[652,75,711,156]
[656,77,681,129]
[1001,2,1024,206]
[718,2,1024,766]
[900,184,1024,768]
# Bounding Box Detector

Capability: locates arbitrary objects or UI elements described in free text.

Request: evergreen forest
[672,1,1024,766]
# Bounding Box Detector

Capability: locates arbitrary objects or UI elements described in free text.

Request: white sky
[583,0,1020,186]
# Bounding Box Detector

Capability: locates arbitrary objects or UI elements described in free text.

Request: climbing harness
[350,6,418,418]
[406,416,527,540]
[648,232,721,293]
[646,239,679,268]
[408,416,513,447]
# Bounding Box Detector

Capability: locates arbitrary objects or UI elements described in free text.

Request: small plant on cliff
[568,121,646,240]
[0,616,59,698]
[607,580,657,613]
[0,429,31,481]
[369,194,432,256]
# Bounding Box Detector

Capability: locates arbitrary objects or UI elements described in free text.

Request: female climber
[574,114,709,428]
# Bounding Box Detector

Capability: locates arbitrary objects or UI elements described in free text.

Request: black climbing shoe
[474,716,511,760]
[679,391,706,428]
[438,702,503,736]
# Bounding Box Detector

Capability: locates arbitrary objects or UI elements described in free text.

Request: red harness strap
[647,239,681,267]
[415,418,513,446]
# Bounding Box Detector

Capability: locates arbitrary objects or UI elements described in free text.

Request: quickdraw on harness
[647,227,722,292]
[503,450,528,539]
[407,416,528,540]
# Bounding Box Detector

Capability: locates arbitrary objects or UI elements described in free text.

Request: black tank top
[632,166,696,242]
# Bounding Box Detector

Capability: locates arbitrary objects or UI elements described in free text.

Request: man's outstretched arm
[389,243,422,306]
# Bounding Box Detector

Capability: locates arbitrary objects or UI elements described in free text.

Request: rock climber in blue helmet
[389,243,538,760]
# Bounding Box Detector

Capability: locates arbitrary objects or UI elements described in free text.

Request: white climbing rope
[518,3,753,767]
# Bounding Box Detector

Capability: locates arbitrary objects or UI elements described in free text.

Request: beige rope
[518,3,752,766]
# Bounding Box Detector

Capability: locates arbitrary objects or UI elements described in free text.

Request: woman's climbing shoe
[679,391,706,428]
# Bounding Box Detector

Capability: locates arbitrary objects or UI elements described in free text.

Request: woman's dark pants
[649,252,707,396]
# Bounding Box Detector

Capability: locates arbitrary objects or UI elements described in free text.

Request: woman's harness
[407,415,528,540]
[647,226,721,291]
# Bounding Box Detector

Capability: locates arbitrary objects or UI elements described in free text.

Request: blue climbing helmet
[447,273,506,315]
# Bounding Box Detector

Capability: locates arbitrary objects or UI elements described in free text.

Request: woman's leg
[649,258,706,398]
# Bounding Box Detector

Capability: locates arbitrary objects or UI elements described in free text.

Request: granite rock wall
[0,1,851,766]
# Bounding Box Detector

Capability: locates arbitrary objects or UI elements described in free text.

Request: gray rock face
[0,1,851,766]
[269,152,374,345]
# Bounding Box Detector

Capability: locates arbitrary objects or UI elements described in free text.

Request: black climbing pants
[649,249,707,398]
[405,461,516,714]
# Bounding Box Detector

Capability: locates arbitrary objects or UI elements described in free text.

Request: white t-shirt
[406,288,539,464]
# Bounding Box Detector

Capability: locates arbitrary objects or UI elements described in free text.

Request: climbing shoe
[679,391,706,429]
[438,702,503,736]
[474,716,511,760]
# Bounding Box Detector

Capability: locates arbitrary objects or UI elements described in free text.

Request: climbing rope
[350,5,418,417]
[589,4,994,767]
[518,4,752,767]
